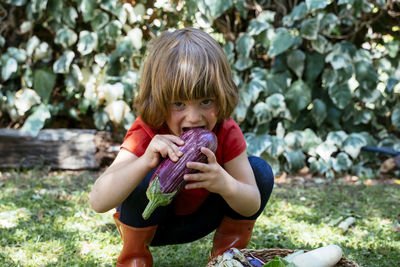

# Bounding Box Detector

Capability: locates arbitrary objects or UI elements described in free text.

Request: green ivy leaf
[267,136,286,157]
[234,56,253,71]
[353,109,373,125]
[126,3,145,23]
[62,7,78,28]
[7,47,27,63]
[127,27,143,50]
[284,149,306,172]
[234,0,247,18]
[392,107,400,130]
[265,72,288,95]
[55,28,78,49]
[268,28,296,57]
[23,67,33,88]
[265,93,286,118]
[283,2,308,26]
[26,36,40,57]
[343,133,367,158]
[236,33,254,57]
[284,131,303,149]
[6,0,27,6]
[320,13,338,35]
[77,31,98,56]
[301,128,322,155]
[326,53,352,70]
[105,20,122,40]
[322,68,337,89]
[33,68,56,103]
[316,142,338,161]
[123,111,136,131]
[14,88,41,116]
[247,79,265,101]
[327,130,348,148]
[328,83,352,109]
[1,56,18,81]
[305,52,325,82]
[91,10,110,31]
[30,0,48,14]
[332,152,352,173]
[198,0,233,21]
[311,98,327,126]
[285,80,311,118]
[287,50,305,78]
[311,35,331,54]
[257,10,275,23]
[250,67,268,88]
[21,104,51,137]
[306,0,330,11]
[247,19,271,36]
[53,50,75,74]
[253,102,272,124]
[244,133,272,157]
[300,17,320,40]
[94,109,109,130]
[338,0,354,4]
[78,0,97,22]
[48,0,63,22]
[309,157,331,174]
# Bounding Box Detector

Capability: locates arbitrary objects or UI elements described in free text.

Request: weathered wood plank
[0,129,118,169]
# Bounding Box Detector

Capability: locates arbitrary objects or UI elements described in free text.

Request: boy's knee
[248,156,274,192]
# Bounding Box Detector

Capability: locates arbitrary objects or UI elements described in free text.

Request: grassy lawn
[0,169,399,266]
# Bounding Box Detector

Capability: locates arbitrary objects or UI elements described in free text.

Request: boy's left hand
[183,147,233,195]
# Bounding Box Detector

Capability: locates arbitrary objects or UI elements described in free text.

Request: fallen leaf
[380,158,396,173]
[37,209,44,222]
[364,179,377,186]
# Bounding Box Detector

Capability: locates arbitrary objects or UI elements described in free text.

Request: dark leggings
[118,156,274,246]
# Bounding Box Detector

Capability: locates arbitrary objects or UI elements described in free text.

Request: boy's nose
[186,108,202,123]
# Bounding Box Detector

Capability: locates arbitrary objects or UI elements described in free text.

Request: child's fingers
[164,134,185,146]
[151,135,183,161]
[186,161,208,172]
[184,172,207,182]
[184,180,207,190]
[200,147,217,163]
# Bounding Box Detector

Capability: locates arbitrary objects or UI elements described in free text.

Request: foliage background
[1,0,399,177]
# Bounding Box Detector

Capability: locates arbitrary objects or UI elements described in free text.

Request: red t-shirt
[121,117,247,215]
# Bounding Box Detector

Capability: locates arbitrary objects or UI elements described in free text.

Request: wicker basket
[207,248,360,267]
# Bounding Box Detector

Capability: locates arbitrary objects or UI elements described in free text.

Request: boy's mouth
[182,126,205,133]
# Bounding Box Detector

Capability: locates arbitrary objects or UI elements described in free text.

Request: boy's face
[166,98,218,136]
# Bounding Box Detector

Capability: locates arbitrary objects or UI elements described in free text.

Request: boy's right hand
[142,134,184,169]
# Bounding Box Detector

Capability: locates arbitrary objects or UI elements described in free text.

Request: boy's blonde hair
[134,27,238,129]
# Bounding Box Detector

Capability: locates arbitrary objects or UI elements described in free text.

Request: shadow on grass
[1,169,399,266]
[0,169,119,266]
[253,181,400,267]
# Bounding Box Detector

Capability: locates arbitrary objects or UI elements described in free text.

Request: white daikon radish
[291,244,343,267]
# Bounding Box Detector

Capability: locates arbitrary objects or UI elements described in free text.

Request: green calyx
[142,176,177,220]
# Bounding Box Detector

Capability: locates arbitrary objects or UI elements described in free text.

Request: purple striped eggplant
[142,128,218,219]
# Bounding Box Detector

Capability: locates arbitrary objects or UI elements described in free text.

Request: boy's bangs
[166,55,219,102]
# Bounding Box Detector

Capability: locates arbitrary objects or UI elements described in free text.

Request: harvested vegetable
[142,128,217,219]
[291,244,343,267]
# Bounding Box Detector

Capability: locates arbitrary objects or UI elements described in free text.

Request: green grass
[0,169,399,266]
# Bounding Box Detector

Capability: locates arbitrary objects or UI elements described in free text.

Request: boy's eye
[201,99,213,105]
[172,102,184,108]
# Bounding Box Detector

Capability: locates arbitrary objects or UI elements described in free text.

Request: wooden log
[0,128,118,170]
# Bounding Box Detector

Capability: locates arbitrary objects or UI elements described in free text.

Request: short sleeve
[215,119,247,164]
[120,117,155,157]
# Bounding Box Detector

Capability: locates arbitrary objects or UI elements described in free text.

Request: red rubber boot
[209,216,255,260]
[113,213,157,267]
